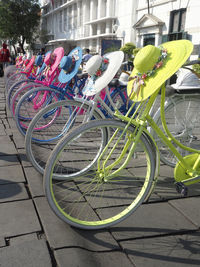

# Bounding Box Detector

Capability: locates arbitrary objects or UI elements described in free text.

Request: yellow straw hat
[127,40,193,102]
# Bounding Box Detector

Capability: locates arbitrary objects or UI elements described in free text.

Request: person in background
[0,43,10,70]
[82,48,92,64]
[81,48,92,72]
[38,47,45,56]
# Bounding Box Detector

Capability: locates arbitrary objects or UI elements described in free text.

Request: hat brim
[83,51,124,96]
[171,83,200,90]
[127,40,193,102]
[58,47,82,83]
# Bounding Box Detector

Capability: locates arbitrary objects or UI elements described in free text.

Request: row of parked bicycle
[4,40,200,229]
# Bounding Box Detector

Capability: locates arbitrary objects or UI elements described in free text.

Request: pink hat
[47,47,64,76]
[24,56,35,72]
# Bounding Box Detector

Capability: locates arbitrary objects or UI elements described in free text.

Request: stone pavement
[0,76,200,267]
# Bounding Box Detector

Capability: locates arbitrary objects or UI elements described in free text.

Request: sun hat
[118,72,129,86]
[127,40,193,102]
[82,51,124,96]
[44,47,64,77]
[171,68,200,90]
[58,47,82,83]
[24,55,35,72]
[35,55,43,66]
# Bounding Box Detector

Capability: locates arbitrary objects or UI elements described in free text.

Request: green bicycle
[43,40,199,229]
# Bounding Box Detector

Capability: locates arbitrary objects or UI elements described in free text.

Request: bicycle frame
[97,84,200,185]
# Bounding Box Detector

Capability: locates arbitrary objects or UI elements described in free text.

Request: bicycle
[5,55,37,92]
[6,53,50,111]
[7,48,64,117]
[43,40,199,230]
[23,52,134,176]
[24,76,131,177]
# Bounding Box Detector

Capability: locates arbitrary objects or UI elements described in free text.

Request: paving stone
[0,182,28,202]
[0,126,6,135]
[98,202,197,241]
[0,239,52,267]
[55,247,134,267]
[24,167,44,197]
[0,136,17,155]
[0,165,26,184]
[0,200,41,237]
[0,155,20,166]
[17,148,33,167]
[154,179,200,200]
[169,197,200,227]
[120,232,200,267]
[34,197,120,251]
[9,233,38,246]
[0,237,6,247]
[159,164,174,178]
[11,135,25,149]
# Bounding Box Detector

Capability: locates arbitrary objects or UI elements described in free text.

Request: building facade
[41,0,200,58]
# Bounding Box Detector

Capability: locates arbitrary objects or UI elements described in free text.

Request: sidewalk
[0,77,200,267]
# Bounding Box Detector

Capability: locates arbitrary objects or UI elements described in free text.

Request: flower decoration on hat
[128,46,167,97]
[91,57,109,81]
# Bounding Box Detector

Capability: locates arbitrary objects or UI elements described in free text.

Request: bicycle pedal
[175,182,188,197]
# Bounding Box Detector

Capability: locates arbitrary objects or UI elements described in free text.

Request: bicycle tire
[153,95,200,167]
[7,79,41,111]
[25,99,103,177]
[5,72,27,92]
[44,119,156,229]
[14,87,69,136]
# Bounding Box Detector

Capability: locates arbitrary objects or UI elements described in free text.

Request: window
[162,8,187,42]
[143,34,155,46]
[169,8,186,33]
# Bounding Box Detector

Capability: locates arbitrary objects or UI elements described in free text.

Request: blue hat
[37,51,51,75]
[35,55,43,66]
[58,47,82,83]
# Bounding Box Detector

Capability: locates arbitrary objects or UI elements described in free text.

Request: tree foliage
[120,42,136,60]
[192,59,200,76]
[0,0,41,53]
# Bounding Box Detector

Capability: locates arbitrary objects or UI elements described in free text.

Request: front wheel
[44,119,156,229]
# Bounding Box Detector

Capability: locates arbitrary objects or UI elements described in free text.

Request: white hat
[118,72,129,86]
[82,51,124,96]
[171,68,200,90]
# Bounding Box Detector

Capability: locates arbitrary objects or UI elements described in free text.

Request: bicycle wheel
[44,119,156,229]
[153,95,200,167]
[25,99,103,177]
[14,87,69,136]
[5,72,27,92]
[7,80,41,112]
[4,65,17,82]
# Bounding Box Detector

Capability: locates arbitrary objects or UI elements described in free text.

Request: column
[106,0,112,17]
[77,1,81,27]
[90,0,95,21]
[97,0,102,19]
